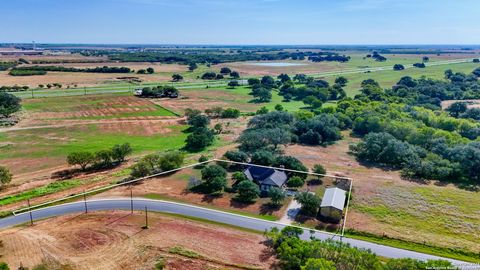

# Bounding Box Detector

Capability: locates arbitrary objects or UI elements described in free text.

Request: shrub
[228,80,240,88]
[224,150,248,163]
[111,143,132,163]
[312,164,326,177]
[130,160,154,178]
[94,149,114,168]
[0,262,9,270]
[221,108,240,118]
[232,171,248,183]
[185,127,215,151]
[158,151,184,171]
[268,187,286,206]
[0,166,12,188]
[251,150,275,166]
[287,176,305,188]
[198,155,208,163]
[201,72,217,80]
[0,92,21,118]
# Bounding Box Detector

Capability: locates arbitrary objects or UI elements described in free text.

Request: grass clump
[168,246,201,259]
[0,179,82,206]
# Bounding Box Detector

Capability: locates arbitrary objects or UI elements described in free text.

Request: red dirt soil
[0,211,277,270]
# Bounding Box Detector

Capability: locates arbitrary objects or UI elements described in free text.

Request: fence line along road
[13,158,350,215]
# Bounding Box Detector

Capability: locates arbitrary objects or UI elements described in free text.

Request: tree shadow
[259,203,281,215]
[228,198,253,209]
[51,163,122,180]
[201,193,223,203]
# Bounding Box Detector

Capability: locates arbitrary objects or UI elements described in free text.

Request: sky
[1,0,479,45]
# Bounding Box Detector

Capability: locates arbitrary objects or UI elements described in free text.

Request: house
[320,187,346,223]
[243,166,288,192]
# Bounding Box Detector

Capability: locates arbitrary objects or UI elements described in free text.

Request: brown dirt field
[0,60,187,87]
[0,211,277,270]
[96,167,290,219]
[441,99,480,110]
[158,90,259,114]
[0,70,173,88]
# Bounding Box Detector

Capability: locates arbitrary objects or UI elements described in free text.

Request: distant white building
[134,88,143,96]
[320,187,346,223]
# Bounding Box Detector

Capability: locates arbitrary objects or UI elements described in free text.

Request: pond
[247,62,307,67]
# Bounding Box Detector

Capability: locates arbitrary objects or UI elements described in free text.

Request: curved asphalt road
[0,198,474,267]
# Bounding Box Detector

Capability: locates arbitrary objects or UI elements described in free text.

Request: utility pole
[31,88,34,98]
[83,190,88,213]
[84,87,87,95]
[144,206,148,229]
[130,186,133,214]
[27,199,33,226]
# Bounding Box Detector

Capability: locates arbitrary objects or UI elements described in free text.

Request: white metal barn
[320,187,346,223]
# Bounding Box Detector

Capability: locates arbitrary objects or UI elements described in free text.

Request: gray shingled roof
[243,166,288,188]
[320,187,346,210]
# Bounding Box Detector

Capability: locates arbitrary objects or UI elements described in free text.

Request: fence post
[130,187,133,214]
[144,206,149,229]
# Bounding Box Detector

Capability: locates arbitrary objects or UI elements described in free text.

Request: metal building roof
[320,187,346,210]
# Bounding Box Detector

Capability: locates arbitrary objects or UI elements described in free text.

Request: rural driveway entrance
[279,198,301,224]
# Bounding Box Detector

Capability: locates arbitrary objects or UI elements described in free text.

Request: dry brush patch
[0,211,276,270]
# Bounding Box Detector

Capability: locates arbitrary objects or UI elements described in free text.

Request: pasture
[0,94,186,180]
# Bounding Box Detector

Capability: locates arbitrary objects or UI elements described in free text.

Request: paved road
[0,198,474,267]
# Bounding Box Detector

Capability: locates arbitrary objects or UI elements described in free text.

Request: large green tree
[236,180,260,203]
[0,92,21,118]
[295,192,321,216]
[0,166,12,188]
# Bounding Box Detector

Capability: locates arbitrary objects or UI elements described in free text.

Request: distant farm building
[243,166,288,192]
[320,187,346,223]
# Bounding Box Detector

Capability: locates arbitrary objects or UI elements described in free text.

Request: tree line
[92,50,351,65]
[10,65,132,75]
[67,143,132,171]
[264,226,455,270]
[345,70,480,187]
